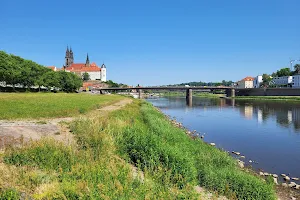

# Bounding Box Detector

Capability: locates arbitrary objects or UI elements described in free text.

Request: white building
[292,75,300,88]
[236,77,254,88]
[253,75,263,88]
[272,76,293,86]
[100,64,107,82]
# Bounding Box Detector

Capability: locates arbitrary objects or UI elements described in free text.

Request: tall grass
[0,93,124,119]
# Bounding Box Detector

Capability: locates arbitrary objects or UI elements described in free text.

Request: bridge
[97,86,236,105]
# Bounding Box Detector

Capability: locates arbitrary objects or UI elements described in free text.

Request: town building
[48,47,107,81]
[292,75,300,88]
[272,76,293,87]
[236,77,254,88]
[253,75,263,88]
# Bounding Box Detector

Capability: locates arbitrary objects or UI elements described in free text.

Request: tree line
[169,80,234,87]
[0,51,82,92]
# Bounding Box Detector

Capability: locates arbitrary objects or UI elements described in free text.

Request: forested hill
[0,51,82,92]
[167,80,234,87]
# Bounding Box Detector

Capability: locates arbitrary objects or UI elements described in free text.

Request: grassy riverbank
[0,93,124,119]
[234,96,300,101]
[0,98,276,199]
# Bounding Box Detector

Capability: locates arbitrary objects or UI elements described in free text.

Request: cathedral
[63,47,106,81]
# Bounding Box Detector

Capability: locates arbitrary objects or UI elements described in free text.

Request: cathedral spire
[85,53,90,67]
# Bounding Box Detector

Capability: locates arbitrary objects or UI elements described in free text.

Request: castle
[49,47,106,81]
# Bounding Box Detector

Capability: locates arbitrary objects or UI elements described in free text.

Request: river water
[146,96,300,181]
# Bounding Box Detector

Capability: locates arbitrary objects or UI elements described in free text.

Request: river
[146,96,300,182]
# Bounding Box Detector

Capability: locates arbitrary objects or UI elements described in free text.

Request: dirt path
[0,98,132,149]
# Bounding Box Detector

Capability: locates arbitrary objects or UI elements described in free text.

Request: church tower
[85,53,90,67]
[65,46,73,68]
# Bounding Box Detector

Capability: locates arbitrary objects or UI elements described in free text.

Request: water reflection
[153,96,300,133]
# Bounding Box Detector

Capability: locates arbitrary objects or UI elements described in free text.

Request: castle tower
[65,46,73,68]
[101,63,107,82]
[85,53,90,67]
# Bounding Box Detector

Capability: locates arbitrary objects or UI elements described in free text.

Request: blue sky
[1,0,299,86]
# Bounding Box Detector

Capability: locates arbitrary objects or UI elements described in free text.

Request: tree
[294,64,300,75]
[275,67,292,77]
[262,74,272,87]
[82,72,90,81]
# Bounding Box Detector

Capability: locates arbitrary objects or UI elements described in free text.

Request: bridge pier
[99,90,103,94]
[226,88,235,97]
[138,89,142,99]
[186,89,192,106]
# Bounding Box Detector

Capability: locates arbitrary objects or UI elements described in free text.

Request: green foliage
[58,71,82,92]
[82,72,90,81]
[293,64,300,75]
[262,73,272,87]
[4,139,76,172]
[105,80,128,88]
[168,80,233,87]
[0,93,124,119]
[0,188,19,200]
[274,67,292,77]
[0,51,82,92]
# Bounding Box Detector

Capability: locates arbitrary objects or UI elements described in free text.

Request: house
[236,77,254,88]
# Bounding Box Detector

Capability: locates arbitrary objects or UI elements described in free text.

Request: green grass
[0,99,276,199]
[0,93,124,119]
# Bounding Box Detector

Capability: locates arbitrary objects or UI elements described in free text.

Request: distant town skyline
[1,0,299,86]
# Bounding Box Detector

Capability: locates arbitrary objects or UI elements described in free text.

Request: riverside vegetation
[0,96,276,199]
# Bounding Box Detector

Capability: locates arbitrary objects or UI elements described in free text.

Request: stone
[209,143,215,146]
[200,135,204,139]
[249,160,253,163]
[291,197,296,200]
[264,172,270,176]
[288,182,296,188]
[232,151,241,155]
[295,185,300,190]
[272,174,278,178]
[281,174,286,177]
[284,176,291,181]
[273,177,278,185]
[238,160,244,168]
[282,183,288,188]
[240,155,245,159]
[259,172,264,176]
[291,177,299,181]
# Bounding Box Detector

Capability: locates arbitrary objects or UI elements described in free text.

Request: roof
[47,66,56,70]
[241,76,254,81]
[65,63,101,72]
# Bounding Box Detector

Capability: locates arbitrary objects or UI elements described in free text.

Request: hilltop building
[48,47,107,81]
